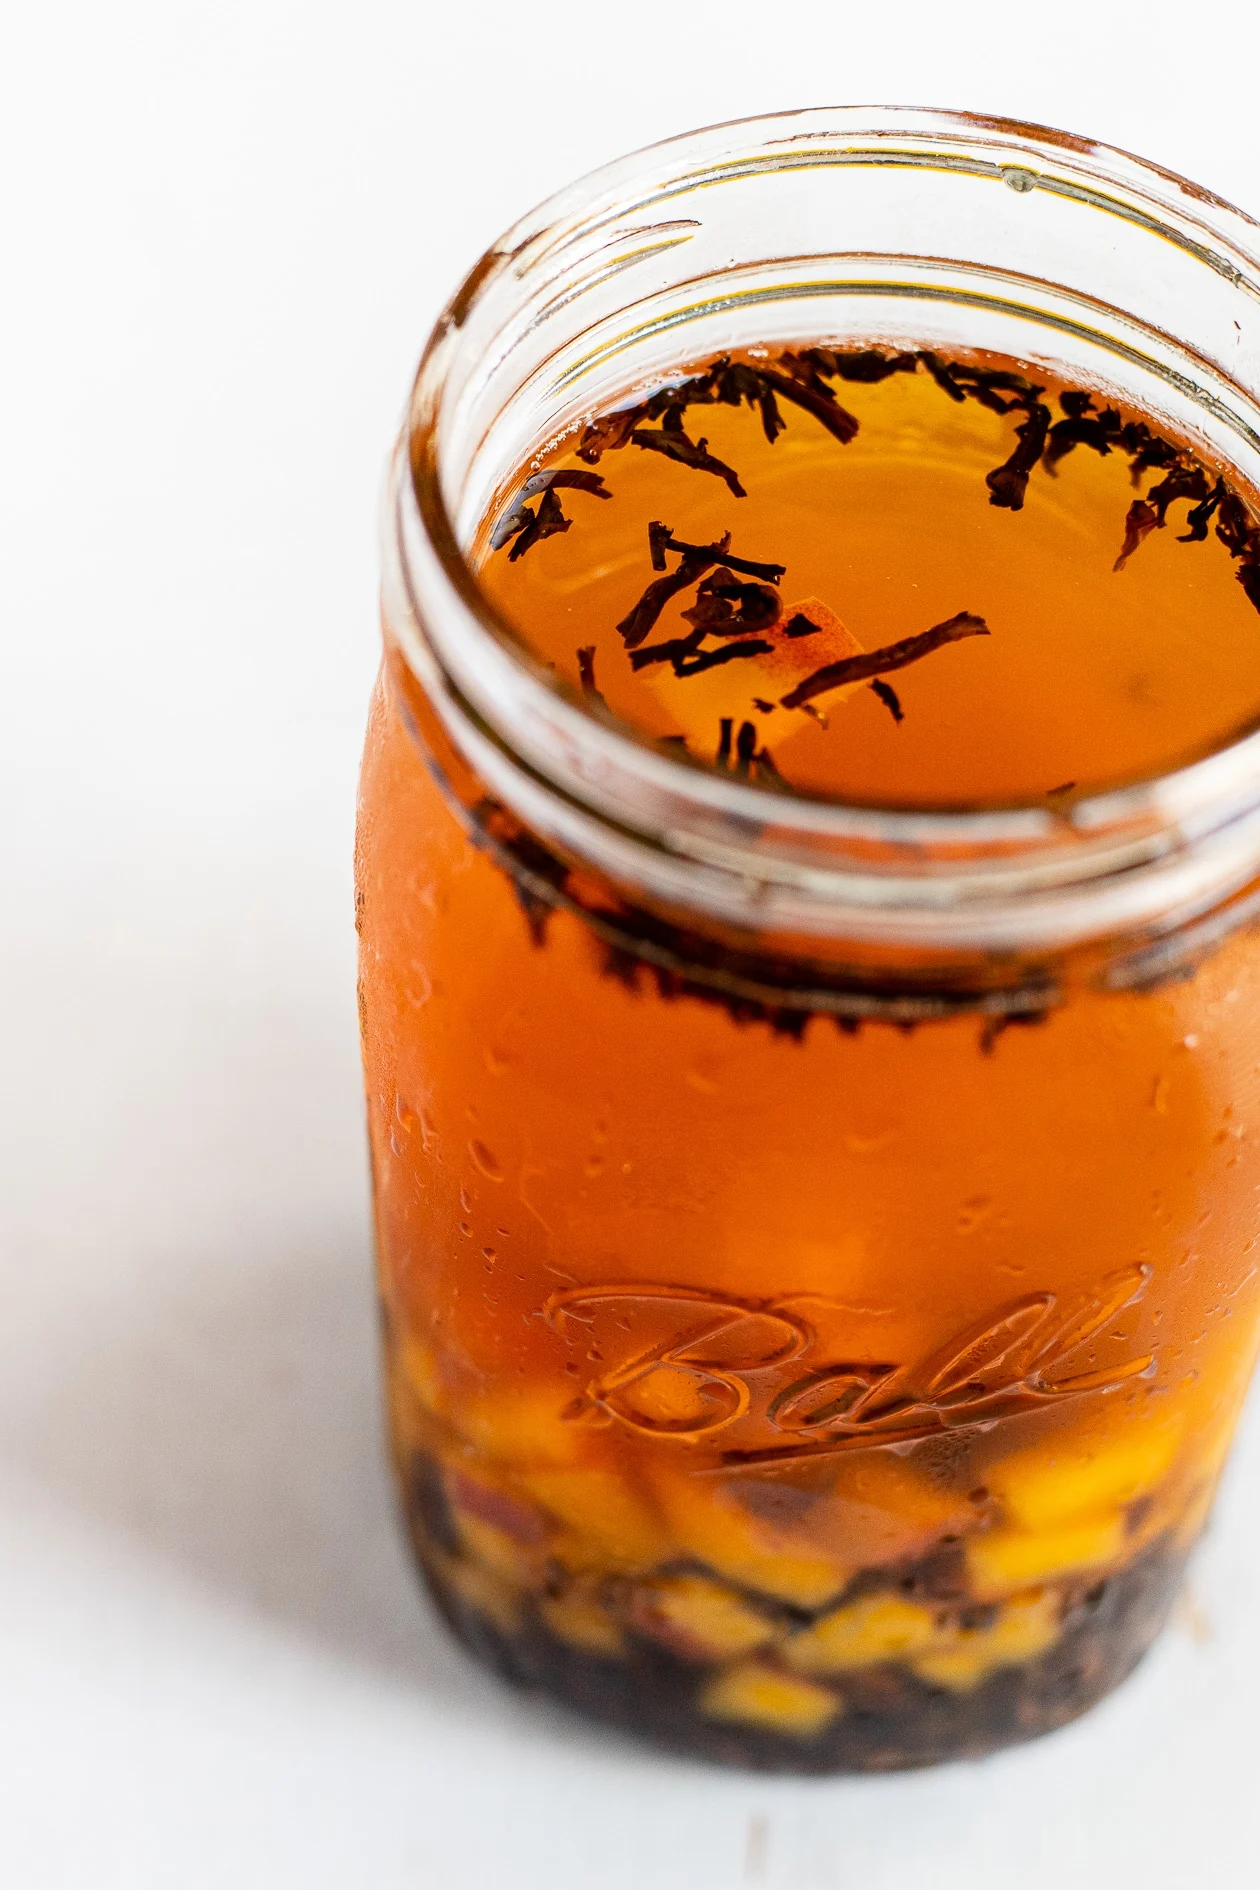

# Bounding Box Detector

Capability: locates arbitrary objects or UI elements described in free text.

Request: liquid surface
[477,350,1260,806]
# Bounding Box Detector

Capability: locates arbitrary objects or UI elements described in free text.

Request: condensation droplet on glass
[1152,1073,1171,1115]
[845,1130,895,1155]
[956,1195,993,1235]
[404,960,433,1008]
[409,872,439,915]
[584,1156,604,1178]
[469,1139,504,1181]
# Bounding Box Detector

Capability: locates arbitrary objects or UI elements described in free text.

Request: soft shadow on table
[0,933,651,1763]
[3,1217,652,1762]
[6,1224,428,1664]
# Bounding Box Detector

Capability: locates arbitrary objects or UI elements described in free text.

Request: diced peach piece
[966,1513,1126,1598]
[818,1454,976,1567]
[637,595,865,749]
[448,1469,551,1544]
[988,1422,1183,1532]
[628,1573,779,1661]
[699,1660,841,1738]
[385,1371,428,1461]
[615,1365,720,1431]
[652,1472,848,1609]
[519,1468,668,1568]
[452,1513,543,1588]
[783,1594,939,1674]
[439,1550,524,1636]
[386,1343,446,1458]
[912,1589,1061,1692]
[760,597,867,705]
[540,1588,626,1658]
[396,1334,443,1413]
[457,1384,592,1468]
[973,1590,1061,1660]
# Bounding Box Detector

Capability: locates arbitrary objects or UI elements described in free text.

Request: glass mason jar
[360,107,1260,1771]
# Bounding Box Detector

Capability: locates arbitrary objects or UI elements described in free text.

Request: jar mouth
[389,104,1260,952]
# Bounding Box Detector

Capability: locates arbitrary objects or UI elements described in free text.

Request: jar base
[409,1528,1186,1774]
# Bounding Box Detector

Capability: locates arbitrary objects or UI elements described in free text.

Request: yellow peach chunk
[616,1365,719,1431]
[638,596,864,750]
[539,1588,626,1658]
[783,1594,939,1674]
[819,1454,976,1568]
[988,1422,1183,1532]
[758,597,867,704]
[458,1385,592,1468]
[966,1513,1126,1598]
[453,1513,543,1587]
[699,1661,841,1739]
[396,1334,443,1413]
[652,1473,848,1609]
[520,1468,668,1568]
[386,1344,447,1459]
[438,1550,524,1636]
[981,1589,1063,1659]
[629,1573,778,1660]
[447,1468,550,1545]
[912,1589,1061,1692]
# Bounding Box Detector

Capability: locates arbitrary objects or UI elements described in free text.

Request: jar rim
[388,104,1260,954]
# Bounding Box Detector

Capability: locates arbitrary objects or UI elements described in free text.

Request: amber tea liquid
[359,344,1260,1767]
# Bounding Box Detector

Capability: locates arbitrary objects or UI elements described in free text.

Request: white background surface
[4,4,1260,1884]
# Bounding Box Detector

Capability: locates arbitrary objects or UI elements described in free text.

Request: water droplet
[404,960,433,1008]
[956,1195,993,1235]
[845,1129,894,1155]
[583,1155,604,1178]
[1152,1073,1171,1115]
[469,1139,504,1181]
